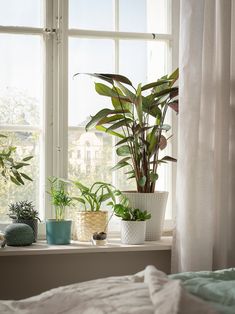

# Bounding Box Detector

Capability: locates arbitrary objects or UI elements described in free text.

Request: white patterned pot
[123,191,168,241]
[121,220,146,245]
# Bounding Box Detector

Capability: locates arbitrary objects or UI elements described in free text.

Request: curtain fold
[172,0,235,272]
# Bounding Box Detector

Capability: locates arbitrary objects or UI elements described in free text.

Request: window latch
[43,28,57,36]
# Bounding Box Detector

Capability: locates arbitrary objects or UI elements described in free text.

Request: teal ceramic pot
[46,219,72,245]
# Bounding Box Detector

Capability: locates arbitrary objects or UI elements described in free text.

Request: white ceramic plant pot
[121,220,146,245]
[123,191,168,241]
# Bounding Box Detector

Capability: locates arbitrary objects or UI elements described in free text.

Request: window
[0,1,45,221]
[0,0,179,232]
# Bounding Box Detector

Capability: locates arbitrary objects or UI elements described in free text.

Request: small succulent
[92,232,107,240]
[8,200,41,221]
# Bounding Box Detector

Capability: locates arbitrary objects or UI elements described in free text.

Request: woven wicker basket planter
[77,211,108,242]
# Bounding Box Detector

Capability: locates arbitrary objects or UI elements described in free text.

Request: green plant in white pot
[114,204,151,244]
[46,177,73,245]
[74,69,178,240]
[72,180,125,242]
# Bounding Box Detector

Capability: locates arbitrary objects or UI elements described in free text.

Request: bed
[0,266,234,314]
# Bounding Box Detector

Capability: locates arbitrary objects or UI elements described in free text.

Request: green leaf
[73,73,133,86]
[106,118,133,131]
[86,108,113,130]
[116,145,131,156]
[116,82,136,103]
[74,181,89,192]
[20,173,33,181]
[138,176,146,187]
[95,83,131,103]
[161,156,177,162]
[72,197,86,204]
[150,173,158,183]
[13,172,24,185]
[115,136,134,146]
[10,175,21,185]
[141,80,171,91]
[168,68,179,86]
[14,162,30,169]
[152,87,178,99]
[22,156,33,162]
[95,125,125,139]
[112,157,131,170]
[97,114,124,125]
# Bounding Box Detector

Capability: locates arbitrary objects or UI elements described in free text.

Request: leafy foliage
[113,204,151,221]
[72,180,127,212]
[0,134,33,186]
[48,177,73,220]
[8,200,40,221]
[75,70,178,192]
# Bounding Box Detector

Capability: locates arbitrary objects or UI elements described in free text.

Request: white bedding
[0,266,218,314]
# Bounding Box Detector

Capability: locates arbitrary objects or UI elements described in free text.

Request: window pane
[68,129,113,184]
[69,0,114,31]
[0,34,43,126]
[119,40,168,86]
[0,132,40,221]
[69,38,114,126]
[119,0,170,33]
[0,0,42,27]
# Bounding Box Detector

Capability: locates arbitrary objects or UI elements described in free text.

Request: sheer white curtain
[172,0,235,272]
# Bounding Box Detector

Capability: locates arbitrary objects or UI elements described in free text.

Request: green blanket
[170,268,235,314]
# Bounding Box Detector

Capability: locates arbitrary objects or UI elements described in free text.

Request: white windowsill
[0,237,172,256]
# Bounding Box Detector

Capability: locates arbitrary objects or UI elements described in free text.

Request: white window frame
[0,0,179,234]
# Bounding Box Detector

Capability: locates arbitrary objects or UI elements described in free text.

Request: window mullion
[55,0,68,180]
[42,0,54,219]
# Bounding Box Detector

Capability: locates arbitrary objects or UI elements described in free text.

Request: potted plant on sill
[8,200,40,242]
[46,177,73,245]
[114,204,151,245]
[72,180,125,242]
[74,69,178,240]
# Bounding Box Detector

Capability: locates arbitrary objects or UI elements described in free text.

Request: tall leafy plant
[48,177,73,220]
[74,69,178,193]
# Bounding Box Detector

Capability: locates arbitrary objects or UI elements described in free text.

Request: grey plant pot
[14,219,38,242]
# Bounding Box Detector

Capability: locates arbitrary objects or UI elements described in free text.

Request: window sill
[0,236,172,256]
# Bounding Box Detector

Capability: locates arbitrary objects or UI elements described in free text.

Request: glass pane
[68,130,113,184]
[69,0,114,31]
[119,40,168,86]
[0,0,42,27]
[0,34,43,126]
[69,38,114,126]
[0,132,40,221]
[119,0,170,33]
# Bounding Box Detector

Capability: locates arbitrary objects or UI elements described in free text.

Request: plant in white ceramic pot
[74,69,178,240]
[114,204,151,245]
[47,177,73,245]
